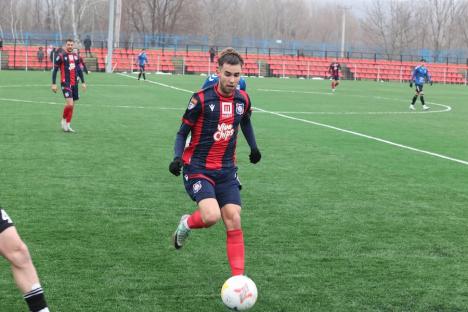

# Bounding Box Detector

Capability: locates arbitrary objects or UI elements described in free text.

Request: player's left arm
[77,64,86,91]
[239,93,261,164]
[241,116,261,164]
[80,57,89,74]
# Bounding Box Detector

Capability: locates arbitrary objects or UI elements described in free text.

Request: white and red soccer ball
[221,275,258,311]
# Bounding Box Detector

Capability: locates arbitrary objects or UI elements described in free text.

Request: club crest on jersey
[213,123,234,141]
[188,98,198,110]
[209,104,215,112]
[235,103,245,115]
[221,102,232,117]
[193,181,202,193]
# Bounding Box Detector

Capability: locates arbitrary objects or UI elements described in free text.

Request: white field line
[0,84,134,88]
[118,73,194,93]
[255,106,468,166]
[256,89,452,115]
[0,97,180,110]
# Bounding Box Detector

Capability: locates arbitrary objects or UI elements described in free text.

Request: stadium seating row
[2,45,467,84]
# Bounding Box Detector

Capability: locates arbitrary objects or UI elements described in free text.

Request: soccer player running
[409,58,432,111]
[169,47,261,277]
[328,59,341,92]
[51,39,86,133]
[136,49,148,80]
[1,207,50,312]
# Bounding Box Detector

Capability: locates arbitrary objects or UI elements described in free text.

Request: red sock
[226,229,244,276]
[66,105,74,123]
[187,210,207,229]
[62,105,72,120]
[331,81,335,89]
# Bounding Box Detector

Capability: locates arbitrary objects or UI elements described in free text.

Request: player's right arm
[409,68,416,87]
[169,93,202,176]
[51,55,61,92]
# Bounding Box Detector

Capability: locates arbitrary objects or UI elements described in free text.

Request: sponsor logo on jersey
[235,103,244,115]
[221,102,232,117]
[213,123,234,141]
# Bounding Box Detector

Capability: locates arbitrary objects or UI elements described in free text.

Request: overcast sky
[307,0,371,17]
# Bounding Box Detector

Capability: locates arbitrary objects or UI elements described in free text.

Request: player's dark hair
[66,38,74,43]
[218,48,244,67]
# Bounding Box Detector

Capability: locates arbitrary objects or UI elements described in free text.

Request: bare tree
[457,0,468,49]
[362,0,416,58]
[425,0,458,60]
[143,0,186,40]
[198,0,238,45]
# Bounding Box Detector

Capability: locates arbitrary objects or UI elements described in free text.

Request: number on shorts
[1,209,13,224]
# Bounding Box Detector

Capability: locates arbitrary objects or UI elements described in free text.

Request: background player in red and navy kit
[1,207,50,312]
[169,47,261,277]
[51,39,86,133]
[328,59,341,92]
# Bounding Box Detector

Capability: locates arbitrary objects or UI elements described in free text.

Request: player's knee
[202,209,221,226]
[222,205,242,229]
[7,241,32,269]
[227,213,241,229]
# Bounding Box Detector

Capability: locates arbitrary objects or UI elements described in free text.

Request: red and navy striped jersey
[53,52,82,86]
[329,62,341,76]
[182,85,252,170]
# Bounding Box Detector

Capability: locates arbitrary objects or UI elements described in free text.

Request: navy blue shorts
[0,208,14,233]
[332,75,340,81]
[139,65,145,72]
[182,167,242,207]
[61,84,79,101]
[415,84,424,93]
